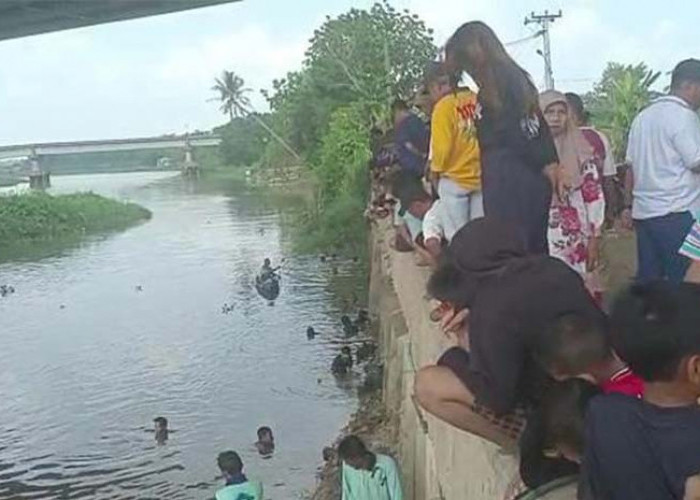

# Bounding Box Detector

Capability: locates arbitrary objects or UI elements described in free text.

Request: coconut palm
[211,71,300,160]
[211,71,251,121]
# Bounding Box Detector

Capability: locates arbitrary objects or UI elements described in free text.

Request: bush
[0,192,151,244]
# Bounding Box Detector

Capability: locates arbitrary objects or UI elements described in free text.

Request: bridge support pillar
[28,153,50,189]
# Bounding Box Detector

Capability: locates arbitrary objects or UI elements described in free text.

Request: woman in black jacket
[444,21,563,254]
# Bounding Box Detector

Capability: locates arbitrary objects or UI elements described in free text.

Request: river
[0,172,364,499]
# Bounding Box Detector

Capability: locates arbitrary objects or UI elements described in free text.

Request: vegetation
[223,2,434,255]
[585,62,662,161]
[0,192,151,244]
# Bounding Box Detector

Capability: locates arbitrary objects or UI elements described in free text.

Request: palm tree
[211,71,301,161]
[211,70,251,121]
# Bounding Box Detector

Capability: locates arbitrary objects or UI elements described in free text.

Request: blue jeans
[634,211,694,284]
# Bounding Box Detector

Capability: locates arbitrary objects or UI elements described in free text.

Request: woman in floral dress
[540,90,605,302]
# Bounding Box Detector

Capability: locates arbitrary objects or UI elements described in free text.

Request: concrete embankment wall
[368,219,576,500]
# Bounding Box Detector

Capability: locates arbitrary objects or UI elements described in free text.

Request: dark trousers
[635,211,694,284]
[482,149,552,255]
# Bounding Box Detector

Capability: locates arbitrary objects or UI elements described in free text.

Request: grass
[0,192,151,245]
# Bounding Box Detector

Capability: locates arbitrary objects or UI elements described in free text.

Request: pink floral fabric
[548,159,605,276]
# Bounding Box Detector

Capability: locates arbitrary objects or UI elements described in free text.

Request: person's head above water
[257,426,274,443]
[427,217,526,309]
[338,435,375,471]
[217,450,244,478]
[154,416,168,431]
[263,258,271,267]
[341,346,352,357]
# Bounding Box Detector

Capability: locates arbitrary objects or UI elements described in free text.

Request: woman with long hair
[444,21,563,254]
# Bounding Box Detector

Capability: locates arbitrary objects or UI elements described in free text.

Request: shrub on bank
[0,192,151,244]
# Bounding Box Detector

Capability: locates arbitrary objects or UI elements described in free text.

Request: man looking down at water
[425,61,482,240]
[215,451,263,500]
[414,218,602,448]
[338,435,403,500]
[392,99,429,178]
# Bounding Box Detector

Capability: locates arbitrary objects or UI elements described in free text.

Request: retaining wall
[368,219,576,500]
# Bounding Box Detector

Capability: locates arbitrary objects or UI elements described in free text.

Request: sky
[0,0,698,145]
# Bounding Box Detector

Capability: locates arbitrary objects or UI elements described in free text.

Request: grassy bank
[0,192,151,244]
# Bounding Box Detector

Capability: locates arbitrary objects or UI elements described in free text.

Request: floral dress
[548,158,605,277]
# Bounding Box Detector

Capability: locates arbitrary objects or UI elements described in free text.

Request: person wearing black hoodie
[414,217,604,448]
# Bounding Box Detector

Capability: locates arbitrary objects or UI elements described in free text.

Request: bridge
[0,135,222,160]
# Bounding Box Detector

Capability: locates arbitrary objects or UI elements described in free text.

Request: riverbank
[0,191,151,245]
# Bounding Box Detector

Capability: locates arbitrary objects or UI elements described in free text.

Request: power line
[524,10,562,90]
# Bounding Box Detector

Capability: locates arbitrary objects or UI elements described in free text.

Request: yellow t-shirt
[429,89,481,190]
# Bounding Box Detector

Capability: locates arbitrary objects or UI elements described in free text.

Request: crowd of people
[369,19,700,500]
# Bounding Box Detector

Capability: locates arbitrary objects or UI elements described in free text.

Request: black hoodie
[436,218,603,414]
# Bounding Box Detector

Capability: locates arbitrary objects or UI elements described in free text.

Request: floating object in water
[331,347,353,375]
[135,285,143,292]
[221,303,236,314]
[356,309,369,327]
[320,254,327,262]
[59,304,66,310]
[255,273,280,301]
[340,315,358,336]
[307,326,317,340]
[331,266,339,275]
[0,284,16,297]
[356,341,376,363]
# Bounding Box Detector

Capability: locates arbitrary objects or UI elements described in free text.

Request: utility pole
[524,10,562,90]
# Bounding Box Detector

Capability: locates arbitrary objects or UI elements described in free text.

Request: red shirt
[601,367,644,398]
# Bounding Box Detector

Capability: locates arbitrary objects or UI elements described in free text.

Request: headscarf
[539,90,594,189]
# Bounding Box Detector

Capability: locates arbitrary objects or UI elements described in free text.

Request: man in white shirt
[624,59,700,283]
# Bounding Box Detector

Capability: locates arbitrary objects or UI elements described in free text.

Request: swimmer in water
[154,416,168,445]
[255,426,275,457]
[331,346,354,375]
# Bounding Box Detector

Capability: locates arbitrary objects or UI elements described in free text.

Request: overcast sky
[0,0,697,145]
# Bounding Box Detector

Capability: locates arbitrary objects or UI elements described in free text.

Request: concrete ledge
[369,218,576,500]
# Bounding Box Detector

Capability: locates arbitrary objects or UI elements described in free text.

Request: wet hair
[541,379,602,455]
[564,92,589,125]
[391,99,409,115]
[264,258,271,266]
[153,416,168,427]
[217,451,243,475]
[610,282,700,382]
[535,313,613,376]
[341,346,352,356]
[338,435,370,461]
[257,426,273,439]
[445,21,538,116]
[671,59,700,90]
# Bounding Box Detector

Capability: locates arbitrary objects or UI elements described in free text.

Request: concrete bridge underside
[0,1,240,42]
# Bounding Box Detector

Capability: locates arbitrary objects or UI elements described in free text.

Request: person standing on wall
[424,62,483,240]
[392,99,429,179]
[443,21,564,254]
[540,90,605,304]
[565,92,620,227]
[624,59,700,284]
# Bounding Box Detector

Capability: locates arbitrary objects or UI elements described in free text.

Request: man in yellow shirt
[426,63,482,240]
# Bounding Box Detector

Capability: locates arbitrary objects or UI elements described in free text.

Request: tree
[211,70,251,121]
[265,2,436,154]
[211,71,301,161]
[586,62,661,161]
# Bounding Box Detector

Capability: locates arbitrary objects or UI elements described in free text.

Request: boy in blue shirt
[339,435,403,500]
